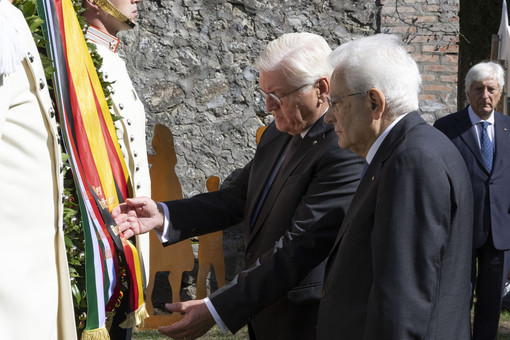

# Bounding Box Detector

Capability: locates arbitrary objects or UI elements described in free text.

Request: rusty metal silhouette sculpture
[144,124,195,328]
[196,176,226,299]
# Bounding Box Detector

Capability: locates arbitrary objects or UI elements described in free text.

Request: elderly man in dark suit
[112,32,363,340]
[434,61,510,340]
[317,34,474,339]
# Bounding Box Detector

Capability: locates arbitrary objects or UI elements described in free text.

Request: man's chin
[482,107,494,114]
[274,120,289,133]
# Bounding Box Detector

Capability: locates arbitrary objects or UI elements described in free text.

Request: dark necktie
[479,121,494,172]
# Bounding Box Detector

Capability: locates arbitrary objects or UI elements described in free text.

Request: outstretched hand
[158,300,216,340]
[112,197,164,238]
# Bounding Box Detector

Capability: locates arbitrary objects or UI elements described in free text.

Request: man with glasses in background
[112,32,363,340]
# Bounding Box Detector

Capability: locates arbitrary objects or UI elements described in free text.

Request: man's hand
[158,300,216,340]
[111,197,164,238]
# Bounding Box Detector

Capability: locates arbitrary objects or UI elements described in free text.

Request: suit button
[321,289,326,298]
[127,119,132,126]
[39,78,45,90]
[133,151,138,157]
[135,165,140,172]
[28,52,34,63]
[119,103,124,110]
[136,183,141,190]
[49,107,55,118]
[130,135,135,142]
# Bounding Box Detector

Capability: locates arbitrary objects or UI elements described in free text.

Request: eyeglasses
[327,91,367,109]
[258,83,310,106]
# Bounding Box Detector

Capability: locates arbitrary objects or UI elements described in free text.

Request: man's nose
[266,97,280,112]
[324,109,334,124]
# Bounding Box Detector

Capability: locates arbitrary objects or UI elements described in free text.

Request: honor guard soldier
[0,0,76,338]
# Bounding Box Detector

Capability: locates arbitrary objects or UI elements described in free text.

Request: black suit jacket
[163,116,364,339]
[434,107,510,250]
[317,112,473,339]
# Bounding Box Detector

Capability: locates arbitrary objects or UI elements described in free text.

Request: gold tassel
[81,327,110,340]
[119,303,149,329]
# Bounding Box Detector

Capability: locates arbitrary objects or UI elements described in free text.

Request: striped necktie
[479,121,494,172]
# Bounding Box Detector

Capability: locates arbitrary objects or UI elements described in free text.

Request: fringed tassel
[119,303,149,329]
[81,327,110,340]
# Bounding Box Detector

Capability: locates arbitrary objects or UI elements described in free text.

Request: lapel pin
[504,128,508,131]
[312,140,318,145]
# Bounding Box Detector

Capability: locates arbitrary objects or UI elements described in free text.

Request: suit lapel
[278,120,328,182]
[453,108,488,172]
[245,129,290,229]
[493,111,510,174]
[248,117,330,243]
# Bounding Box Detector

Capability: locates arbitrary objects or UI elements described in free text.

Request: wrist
[155,202,166,232]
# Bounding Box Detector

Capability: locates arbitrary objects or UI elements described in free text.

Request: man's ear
[367,88,385,119]
[316,77,330,104]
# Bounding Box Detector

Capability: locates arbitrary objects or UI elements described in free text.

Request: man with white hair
[434,61,510,340]
[318,34,473,339]
[112,32,364,340]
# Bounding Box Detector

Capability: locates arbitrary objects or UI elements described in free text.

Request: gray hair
[328,34,421,116]
[255,32,333,87]
[465,61,505,96]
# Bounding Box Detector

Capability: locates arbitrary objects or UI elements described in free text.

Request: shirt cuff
[204,297,229,334]
[154,202,170,243]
